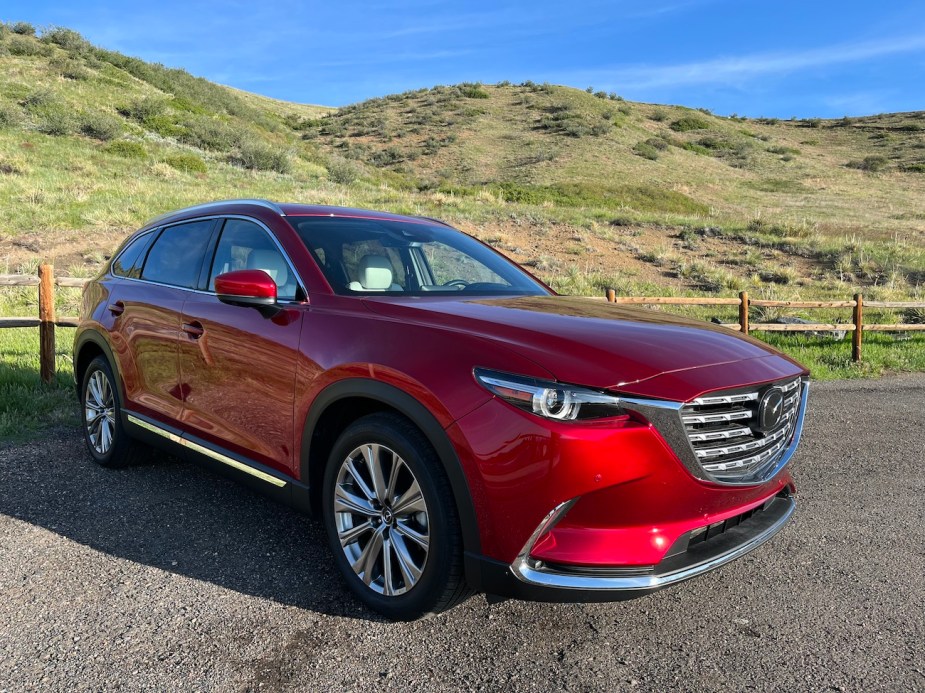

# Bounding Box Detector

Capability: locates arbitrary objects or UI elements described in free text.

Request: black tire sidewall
[321,413,458,620]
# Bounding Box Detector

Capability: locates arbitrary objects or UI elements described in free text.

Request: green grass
[0,327,77,442]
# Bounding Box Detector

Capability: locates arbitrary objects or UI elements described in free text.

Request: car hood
[362,295,804,392]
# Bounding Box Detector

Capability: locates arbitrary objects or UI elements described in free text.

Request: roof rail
[144,199,285,227]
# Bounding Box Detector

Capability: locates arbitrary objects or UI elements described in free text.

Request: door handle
[182,321,204,339]
[107,301,124,316]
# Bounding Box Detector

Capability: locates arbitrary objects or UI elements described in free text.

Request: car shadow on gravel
[0,431,387,622]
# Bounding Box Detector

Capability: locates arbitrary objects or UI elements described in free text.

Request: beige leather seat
[348,255,402,292]
[247,249,296,300]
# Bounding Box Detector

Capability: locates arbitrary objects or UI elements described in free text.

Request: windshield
[288,216,550,297]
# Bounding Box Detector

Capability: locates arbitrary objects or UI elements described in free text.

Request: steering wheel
[442,280,469,289]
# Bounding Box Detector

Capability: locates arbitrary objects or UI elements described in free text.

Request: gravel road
[1,376,923,692]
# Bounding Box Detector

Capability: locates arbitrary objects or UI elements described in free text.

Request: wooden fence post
[852,293,863,363]
[606,288,616,303]
[739,291,749,335]
[38,263,55,384]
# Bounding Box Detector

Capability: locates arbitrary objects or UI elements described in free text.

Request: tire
[321,412,471,619]
[80,355,145,468]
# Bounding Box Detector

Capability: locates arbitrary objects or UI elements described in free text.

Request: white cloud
[553,33,925,90]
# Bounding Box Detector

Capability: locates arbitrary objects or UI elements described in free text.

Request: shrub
[847,155,888,172]
[164,152,207,173]
[10,22,36,36]
[633,141,660,160]
[51,57,91,80]
[229,141,290,173]
[326,155,363,184]
[118,96,167,122]
[0,102,21,129]
[21,89,56,109]
[590,121,612,136]
[7,35,48,56]
[594,90,608,99]
[649,109,668,122]
[900,163,925,173]
[802,118,823,128]
[143,113,187,138]
[36,105,76,136]
[459,83,489,99]
[79,111,122,140]
[181,117,245,151]
[104,140,148,159]
[41,27,91,53]
[670,116,710,132]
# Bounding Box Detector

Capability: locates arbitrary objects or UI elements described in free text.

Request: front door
[177,218,304,477]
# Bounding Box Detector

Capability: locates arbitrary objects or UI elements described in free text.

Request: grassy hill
[1,23,924,306]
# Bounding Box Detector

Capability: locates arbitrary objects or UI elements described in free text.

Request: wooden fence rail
[605,289,925,363]
[1,264,924,384]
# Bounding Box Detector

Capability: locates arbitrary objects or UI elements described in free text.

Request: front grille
[680,377,802,482]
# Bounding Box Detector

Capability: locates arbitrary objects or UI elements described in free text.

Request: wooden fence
[1,264,924,384]
[605,289,925,362]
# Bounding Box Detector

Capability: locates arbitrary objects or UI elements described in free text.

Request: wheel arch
[73,330,120,396]
[300,378,481,555]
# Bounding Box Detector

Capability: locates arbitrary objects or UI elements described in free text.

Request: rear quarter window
[111,231,156,279]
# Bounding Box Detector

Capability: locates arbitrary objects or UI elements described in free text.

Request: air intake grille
[680,378,802,482]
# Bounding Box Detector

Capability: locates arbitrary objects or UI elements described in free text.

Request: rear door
[106,218,217,423]
[177,217,305,477]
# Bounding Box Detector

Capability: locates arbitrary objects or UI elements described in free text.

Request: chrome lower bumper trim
[511,495,795,591]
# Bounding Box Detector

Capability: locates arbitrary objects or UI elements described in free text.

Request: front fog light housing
[474,369,624,421]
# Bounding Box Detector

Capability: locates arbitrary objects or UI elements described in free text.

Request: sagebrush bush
[51,57,91,80]
[104,140,147,159]
[459,83,489,99]
[181,117,245,151]
[10,22,36,36]
[7,35,48,56]
[79,112,122,140]
[847,155,888,172]
[21,89,56,109]
[118,96,167,122]
[326,155,363,184]
[633,141,660,160]
[649,109,668,122]
[670,116,710,132]
[35,104,76,136]
[0,102,21,129]
[41,27,91,53]
[164,152,207,173]
[229,141,290,173]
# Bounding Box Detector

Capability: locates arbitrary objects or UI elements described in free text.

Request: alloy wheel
[333,443,431,596]
[85,369,116,455]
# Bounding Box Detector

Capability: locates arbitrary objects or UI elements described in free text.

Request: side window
[140,220,214,289]
[423,242,508,286]
[111,231,155,279]
[208,219,297,301]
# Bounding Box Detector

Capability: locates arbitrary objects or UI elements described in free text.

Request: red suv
[74,199,808,619]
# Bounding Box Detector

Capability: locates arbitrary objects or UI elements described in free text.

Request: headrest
[357,255,393,290]
[247,249,288,285]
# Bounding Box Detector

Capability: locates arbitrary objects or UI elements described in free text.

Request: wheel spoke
[385,455,403,503]
[338,520,374,547]
[392,533,423,587]
[352,527,384,586]
[87,375,103,408]
[345,457,376,502]
[395,519,429,551]
[100,418,112,452]
[382,537,394,596]
[392,480,426,516]
[365,444,388,504]
[334,485,378,517]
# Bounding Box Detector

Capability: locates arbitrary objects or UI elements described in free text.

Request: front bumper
[467,492,795,601]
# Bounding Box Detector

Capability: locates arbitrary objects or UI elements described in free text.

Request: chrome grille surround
[621,377,809,486]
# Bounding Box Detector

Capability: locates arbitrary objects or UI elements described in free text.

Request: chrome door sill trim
[127,414,287,488]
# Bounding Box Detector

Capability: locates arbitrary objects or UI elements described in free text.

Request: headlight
[474,369,625,421]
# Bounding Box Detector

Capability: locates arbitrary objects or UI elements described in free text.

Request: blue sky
[4,1,925,117]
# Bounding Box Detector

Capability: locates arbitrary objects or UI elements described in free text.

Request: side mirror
[215,269,278,308]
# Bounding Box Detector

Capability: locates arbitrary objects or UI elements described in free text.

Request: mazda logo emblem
[756,388,785,433]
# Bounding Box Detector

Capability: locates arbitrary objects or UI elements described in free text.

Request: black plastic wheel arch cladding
[300,378,481,557]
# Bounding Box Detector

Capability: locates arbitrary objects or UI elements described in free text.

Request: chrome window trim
[117,213,307,304]
[511,495,795,591]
